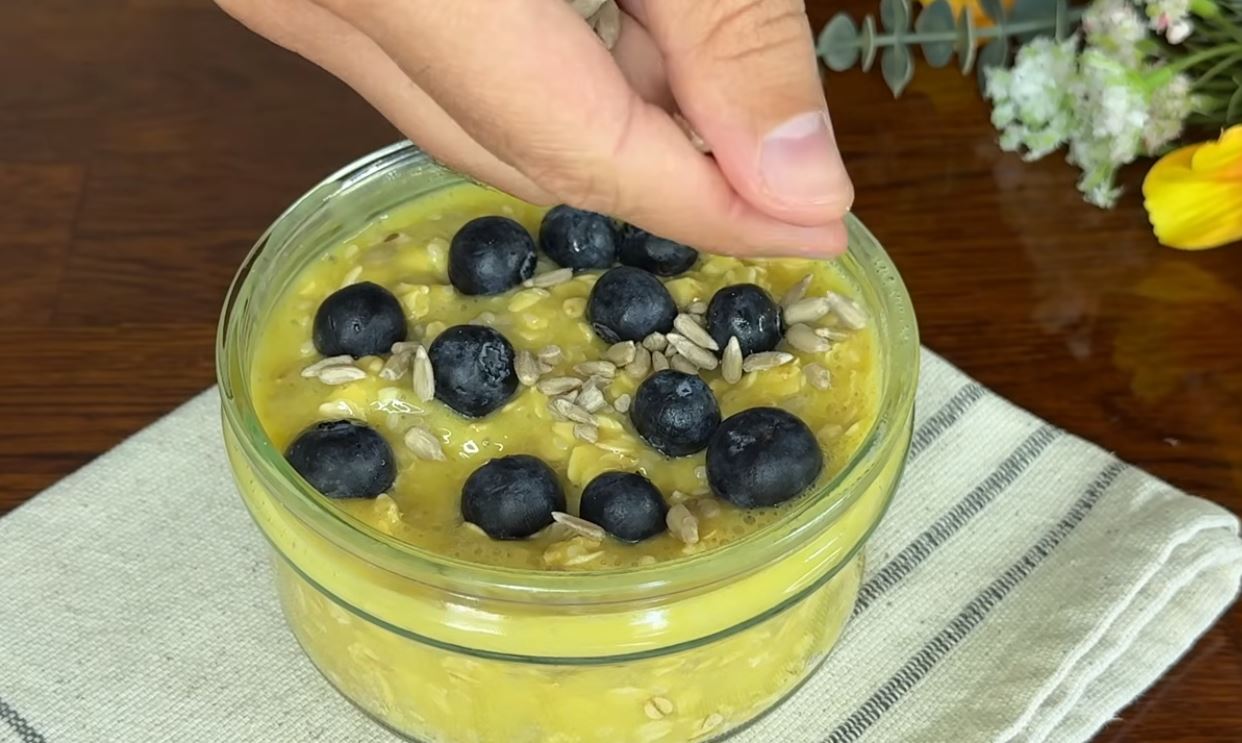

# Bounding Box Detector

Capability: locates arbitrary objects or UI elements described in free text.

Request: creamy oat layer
[252,184,878,570]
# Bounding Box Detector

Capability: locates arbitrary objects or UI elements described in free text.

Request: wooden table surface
[2,1,1238,739]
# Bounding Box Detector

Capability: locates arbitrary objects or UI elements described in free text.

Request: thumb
[625,0,853,226]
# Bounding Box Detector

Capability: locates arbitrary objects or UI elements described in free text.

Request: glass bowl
[217,141,919,743]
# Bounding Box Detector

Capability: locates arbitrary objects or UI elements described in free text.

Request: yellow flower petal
[1143,126,1242,251]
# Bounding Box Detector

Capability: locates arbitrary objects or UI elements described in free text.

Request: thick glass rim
[216,141,920,603]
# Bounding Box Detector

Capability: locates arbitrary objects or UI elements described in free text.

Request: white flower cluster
[984,0,1198,207]
[1146,0,1194,43]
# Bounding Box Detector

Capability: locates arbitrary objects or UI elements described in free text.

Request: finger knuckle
[696,0,810,64]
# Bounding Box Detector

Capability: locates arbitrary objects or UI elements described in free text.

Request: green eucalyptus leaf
[916,0,956,67]
[820,14,861,71]
[979,0,1006,23]
[881,44,915,97]
[976,38,1010,92]
[879,0,911,33]
[1009,0,1057,43]
[861,15,880,72]
[956,8,978,74]
[1054,0,1072,39]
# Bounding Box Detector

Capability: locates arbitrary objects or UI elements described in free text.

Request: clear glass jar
[217,142,919,743]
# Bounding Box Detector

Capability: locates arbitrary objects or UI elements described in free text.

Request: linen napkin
[0,350,1238,743]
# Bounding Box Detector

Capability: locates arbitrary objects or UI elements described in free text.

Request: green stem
[1165,44,1242,76]
[1192,52,1242,88]
[859,9,1085,49]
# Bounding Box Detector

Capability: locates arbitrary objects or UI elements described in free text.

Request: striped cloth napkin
[1,350,1238,743]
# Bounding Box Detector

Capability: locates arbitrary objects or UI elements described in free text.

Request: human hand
[215,0,853,257]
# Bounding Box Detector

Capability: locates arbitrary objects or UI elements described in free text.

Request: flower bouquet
[819,0,1242,249]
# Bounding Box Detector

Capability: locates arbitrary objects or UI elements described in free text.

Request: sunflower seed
[666,333,718,370]
[537,345,564,366]
[318,400,360,419]
[391,341,420,354]
[722,336,743,383]
[379,349,412,381]
[666,504,699,545]
[785,323,831,353]
[613,393,632,413]
[516,350,542,386]
[815,327,851,342]
[550,397,595,425]
[538,376,583,396]
[651,350,670,372]
[673,111,710,153]
[301,355,354,378]
[569,0,608,16]
[686,301,708,315]
[673,315,719,351]
[742,351,794,372]
[669,354,698,374]
[412,346,435,402]
[576,384,607,413]
[316,365,367,385]
[694,465,707,481]
[575,360,617,378]
[525,267,574,288]
[573,422,600,443]
[339,265,363,288]
[625,345,652,378]
[826,291,868,329]
[694,498,722,519]
[403,426,446,461]
[552,511,605,540]
[804,363,832,390]
[781,275,814,308]
[782,296,832,325]
[641,332,668,352]
[644,696,676,720]
[605,341,637,366]
[668,490,693,504]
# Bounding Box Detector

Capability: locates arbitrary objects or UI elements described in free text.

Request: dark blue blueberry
[579,471,668,543]
[461,455,566,539]
[539,205,618,270]
[428,325,518,418]
[618,225,698,276]
[586,266,677,344]
[448,216,537,295]
[630,370,721,457]
[285,420,396,499]
[706,407,823,508]
[705,283,783,357]
[312,281,406,358]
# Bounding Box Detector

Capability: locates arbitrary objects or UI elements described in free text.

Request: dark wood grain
[1,1,1238,739]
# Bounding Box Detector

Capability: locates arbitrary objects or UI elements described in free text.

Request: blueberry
[705,283,783,357]
[285,420,396,499]
[461,455,566,539]
[312,281,406,358]
[587,266,677,343]
[428,325,519,418]
[618,225,698,276]
[539,205,618,270]
[448,216,537,295]
[706,407,823,508]
[579,471,668,542]
[630,370,721,457]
